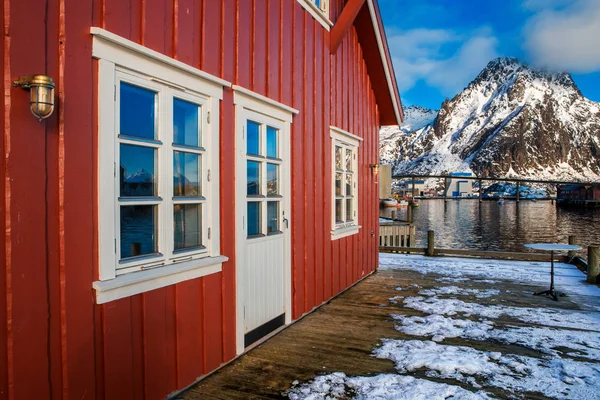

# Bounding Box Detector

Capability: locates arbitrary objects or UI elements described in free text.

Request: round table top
[524,243,582,251]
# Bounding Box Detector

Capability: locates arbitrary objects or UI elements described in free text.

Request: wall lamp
[13,75,55,120]
[369,163,380,176]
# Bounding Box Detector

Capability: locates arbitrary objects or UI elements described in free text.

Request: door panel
[236,107,291,352]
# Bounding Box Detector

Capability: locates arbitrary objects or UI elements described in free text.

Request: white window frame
[296,0,333,31]
[91,28,230,304]
[330,126,362,240]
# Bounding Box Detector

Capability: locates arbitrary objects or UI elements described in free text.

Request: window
[297,0,333,31]
[331,127,362,240]
[246,121,283,238]
[115,74,209,273]
[92,28,229,304]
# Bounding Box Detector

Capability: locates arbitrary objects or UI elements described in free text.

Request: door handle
[283,217,289,229]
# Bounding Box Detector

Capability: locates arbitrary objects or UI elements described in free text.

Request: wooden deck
[178,264,597,400]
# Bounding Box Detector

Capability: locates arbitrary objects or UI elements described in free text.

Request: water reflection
[381,199,600,256]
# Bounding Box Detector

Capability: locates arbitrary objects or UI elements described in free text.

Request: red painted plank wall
[0,0,384,399]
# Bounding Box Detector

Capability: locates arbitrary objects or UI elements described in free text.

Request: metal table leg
[534,250,559,301]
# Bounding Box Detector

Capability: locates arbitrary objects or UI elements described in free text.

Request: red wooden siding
[1,0,391,399]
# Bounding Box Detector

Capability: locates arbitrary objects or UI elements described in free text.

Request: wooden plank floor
[178,266,599,400]
[179,271,408,399]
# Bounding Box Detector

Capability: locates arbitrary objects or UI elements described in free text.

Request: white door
[235,107,291,353]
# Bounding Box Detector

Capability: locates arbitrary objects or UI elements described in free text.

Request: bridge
[391,174,600,202]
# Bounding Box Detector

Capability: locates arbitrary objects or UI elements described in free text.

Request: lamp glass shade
[29,83,55,119]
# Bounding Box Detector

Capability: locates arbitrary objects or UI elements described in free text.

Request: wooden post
[479,179,483,202]
[587,246,599,284]
[427,230,435,257]
[412,177,415,199]
[568,235,578,258]
[444,177,448,202]
[516,181,520,203]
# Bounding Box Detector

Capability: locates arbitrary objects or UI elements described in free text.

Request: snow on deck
[286,255,600,400]
[182,255,600,400]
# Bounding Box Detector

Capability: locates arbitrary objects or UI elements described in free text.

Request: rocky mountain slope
[380,58,600,181]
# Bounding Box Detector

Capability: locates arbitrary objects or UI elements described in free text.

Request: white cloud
[387,28,499,98]
[523,0,600,73]
[427,36,499,94]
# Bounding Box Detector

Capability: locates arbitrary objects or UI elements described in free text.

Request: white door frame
[232,86,297,355]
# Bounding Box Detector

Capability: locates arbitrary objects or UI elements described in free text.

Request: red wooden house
[0,0,403,399]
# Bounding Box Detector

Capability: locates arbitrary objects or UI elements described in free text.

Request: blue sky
[378,0,600,110]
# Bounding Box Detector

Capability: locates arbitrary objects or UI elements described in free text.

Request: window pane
[247,120,260,155]
[174,204,202,250]
[335,199,343,223]
[335,173,343,196]
[173,151,201,197]
[266,126,278,158]
[335,146,342,170]
[247,202,261,236]
[120,144,156,197]
[120,205,157,258]
[173,98,200,147]
[247,161,261,195]
[346,149,352,171]
[267,201,279,233]
[267,163,278,196]
[346,174,352,196]
[346,199,353,222]
[120,82,156,140]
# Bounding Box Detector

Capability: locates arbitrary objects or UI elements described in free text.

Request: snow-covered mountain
[380,57,600,181]
[125,168,154,183]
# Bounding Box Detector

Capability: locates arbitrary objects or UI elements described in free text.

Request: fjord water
[381,199,600,256]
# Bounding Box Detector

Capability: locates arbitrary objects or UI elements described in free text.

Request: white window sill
[331,225,361,240]
[296,0,333,31]
[93,255,228,304]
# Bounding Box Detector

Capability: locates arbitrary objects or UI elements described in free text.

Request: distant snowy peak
[380,57,600,181]
[401,106,438,133]
[125,168,154,183]
[379,106,438,163]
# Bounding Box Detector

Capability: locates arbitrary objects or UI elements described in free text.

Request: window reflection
[266,126,278,158]
[120,205,157,258]
[247,202,261,236]
[247,120,260,155]
[247,161,261,195]
[173,151,201,197]
[120,144,156,197]
[174,204,202,250]
[346,149,352,171]
[120,82,157,140]
[173,98,200,147]
[335,146,342,170]
[267,201,279,233]
[335,173,343,197]
[335,199,343,223]
[346,174,352,196]
[346,199,353,221]
[267,163,278,196]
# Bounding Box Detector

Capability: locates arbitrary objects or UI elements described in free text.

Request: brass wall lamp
[13,74,55,120]
[369,163,380,176]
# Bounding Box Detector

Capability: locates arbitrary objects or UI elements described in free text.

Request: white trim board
[330,126,364,142]
[91,27,231,98]
[296,0,334,31]
[94,256,228,304]
[232,85,299,122]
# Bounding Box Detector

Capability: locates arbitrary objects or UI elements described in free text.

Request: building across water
[446,172,474,198]
[558,184,600,207]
